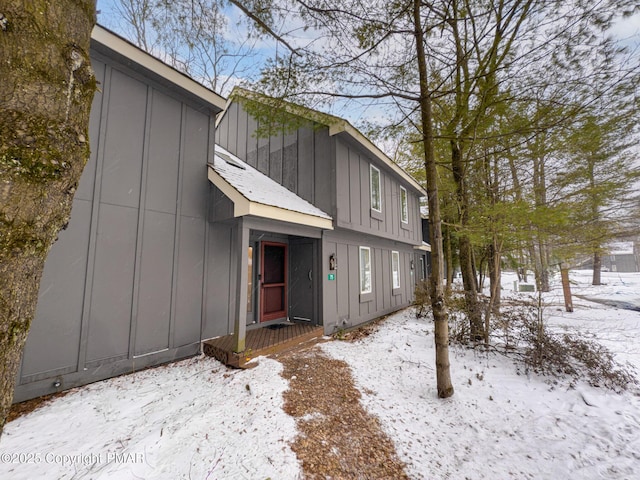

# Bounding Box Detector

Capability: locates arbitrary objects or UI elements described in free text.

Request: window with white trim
[359,246,372,294]
[391,251,400,289]
[370,165,381,212]
[400,186,408,223]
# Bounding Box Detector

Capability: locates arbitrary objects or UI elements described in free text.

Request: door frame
[288,238,318,325]
[259,241,288,322]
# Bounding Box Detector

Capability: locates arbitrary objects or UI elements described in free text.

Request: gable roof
[91,25,226,112]
[225,88,427,196]
[208,145,334,230]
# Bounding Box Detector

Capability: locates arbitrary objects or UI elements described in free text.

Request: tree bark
[444,225,453,296]
[0,0,96,436]
[592,251,602,285]
[488,240,501,312]
[451,140,483,340]
[413,0,453,398]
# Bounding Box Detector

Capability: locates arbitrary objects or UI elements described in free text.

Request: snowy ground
[1,270,639,479]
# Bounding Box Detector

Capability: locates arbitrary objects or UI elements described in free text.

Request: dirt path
[277,345,409,479]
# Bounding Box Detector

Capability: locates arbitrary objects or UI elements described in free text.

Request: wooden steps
[202,323,324,368]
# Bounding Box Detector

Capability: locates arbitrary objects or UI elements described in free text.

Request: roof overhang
[91,25,226,112]
[207,166,334,230]
[414,243,432,252]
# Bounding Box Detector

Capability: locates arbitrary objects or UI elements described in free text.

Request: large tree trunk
[0,0,96,436]
[413,0,453,398]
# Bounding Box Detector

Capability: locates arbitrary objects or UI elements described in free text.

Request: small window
[400,187,408,224]
[359,246,372,294]
[370,165,382,212]
[392,251,400,289]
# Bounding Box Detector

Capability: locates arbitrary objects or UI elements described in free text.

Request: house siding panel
[174,216,206,347]
[349,150,361,226]
[134,210,175,355]
[181,108,209,219]
[146,90,181,214]
[204,223,233,339]
[227,101,239,155]
[335,141,350,224]
[381,249,390,310]
[283,130,297,193]
[235,102,248,162]
[86,204,138,363]
[100,69,146,208]
[257,134,269,175]
[298,125,314,203]
[246,114,258,169]
[21,200,92,378]
[270,129,283,184]
[314,128,333,215]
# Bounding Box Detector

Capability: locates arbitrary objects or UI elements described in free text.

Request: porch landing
[202,323,324,368]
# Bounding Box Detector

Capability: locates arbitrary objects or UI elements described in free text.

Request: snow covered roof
[415,242,432,252]
[608,242,634,255]
[208,145,333,230]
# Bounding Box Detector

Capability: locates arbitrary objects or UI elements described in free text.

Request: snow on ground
[0,357,300,480]
[1,270,640,479]
[322,270,640,479]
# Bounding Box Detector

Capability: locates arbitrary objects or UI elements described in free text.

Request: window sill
[370,208,384,221]
[359,292,374,303]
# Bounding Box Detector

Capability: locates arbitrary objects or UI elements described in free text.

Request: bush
[413,280,431,318]
[524,326,638,392]
[450,297,638,392]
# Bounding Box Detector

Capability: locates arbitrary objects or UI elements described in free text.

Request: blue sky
[96,1,639,130]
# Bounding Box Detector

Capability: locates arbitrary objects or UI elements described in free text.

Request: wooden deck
[202,323,324,368]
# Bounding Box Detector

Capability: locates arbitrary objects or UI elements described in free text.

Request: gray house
[211,89,428,352]
[578,242,640,273]
[14,26,225,402]
[14,29,427,402]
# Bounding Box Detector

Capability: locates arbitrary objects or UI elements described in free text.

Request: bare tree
[102,0,259,95]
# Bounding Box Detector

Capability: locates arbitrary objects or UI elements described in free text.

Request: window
[359,246,372,294]
[370,165,381,212]
[400,186,408,224]
[392,251,400,289]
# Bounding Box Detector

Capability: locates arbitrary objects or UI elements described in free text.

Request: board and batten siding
[334,136,422,245]
[216,101,335,218]
[15,53,218,402]
[322,229,416,333]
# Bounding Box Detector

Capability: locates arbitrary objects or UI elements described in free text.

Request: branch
[228,0,301,56]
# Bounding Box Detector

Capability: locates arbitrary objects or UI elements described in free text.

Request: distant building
[578,241,639,273]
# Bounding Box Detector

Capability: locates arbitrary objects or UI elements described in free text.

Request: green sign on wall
[328,274,335,281]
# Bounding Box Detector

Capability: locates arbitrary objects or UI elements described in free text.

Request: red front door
[260,242,287,322]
